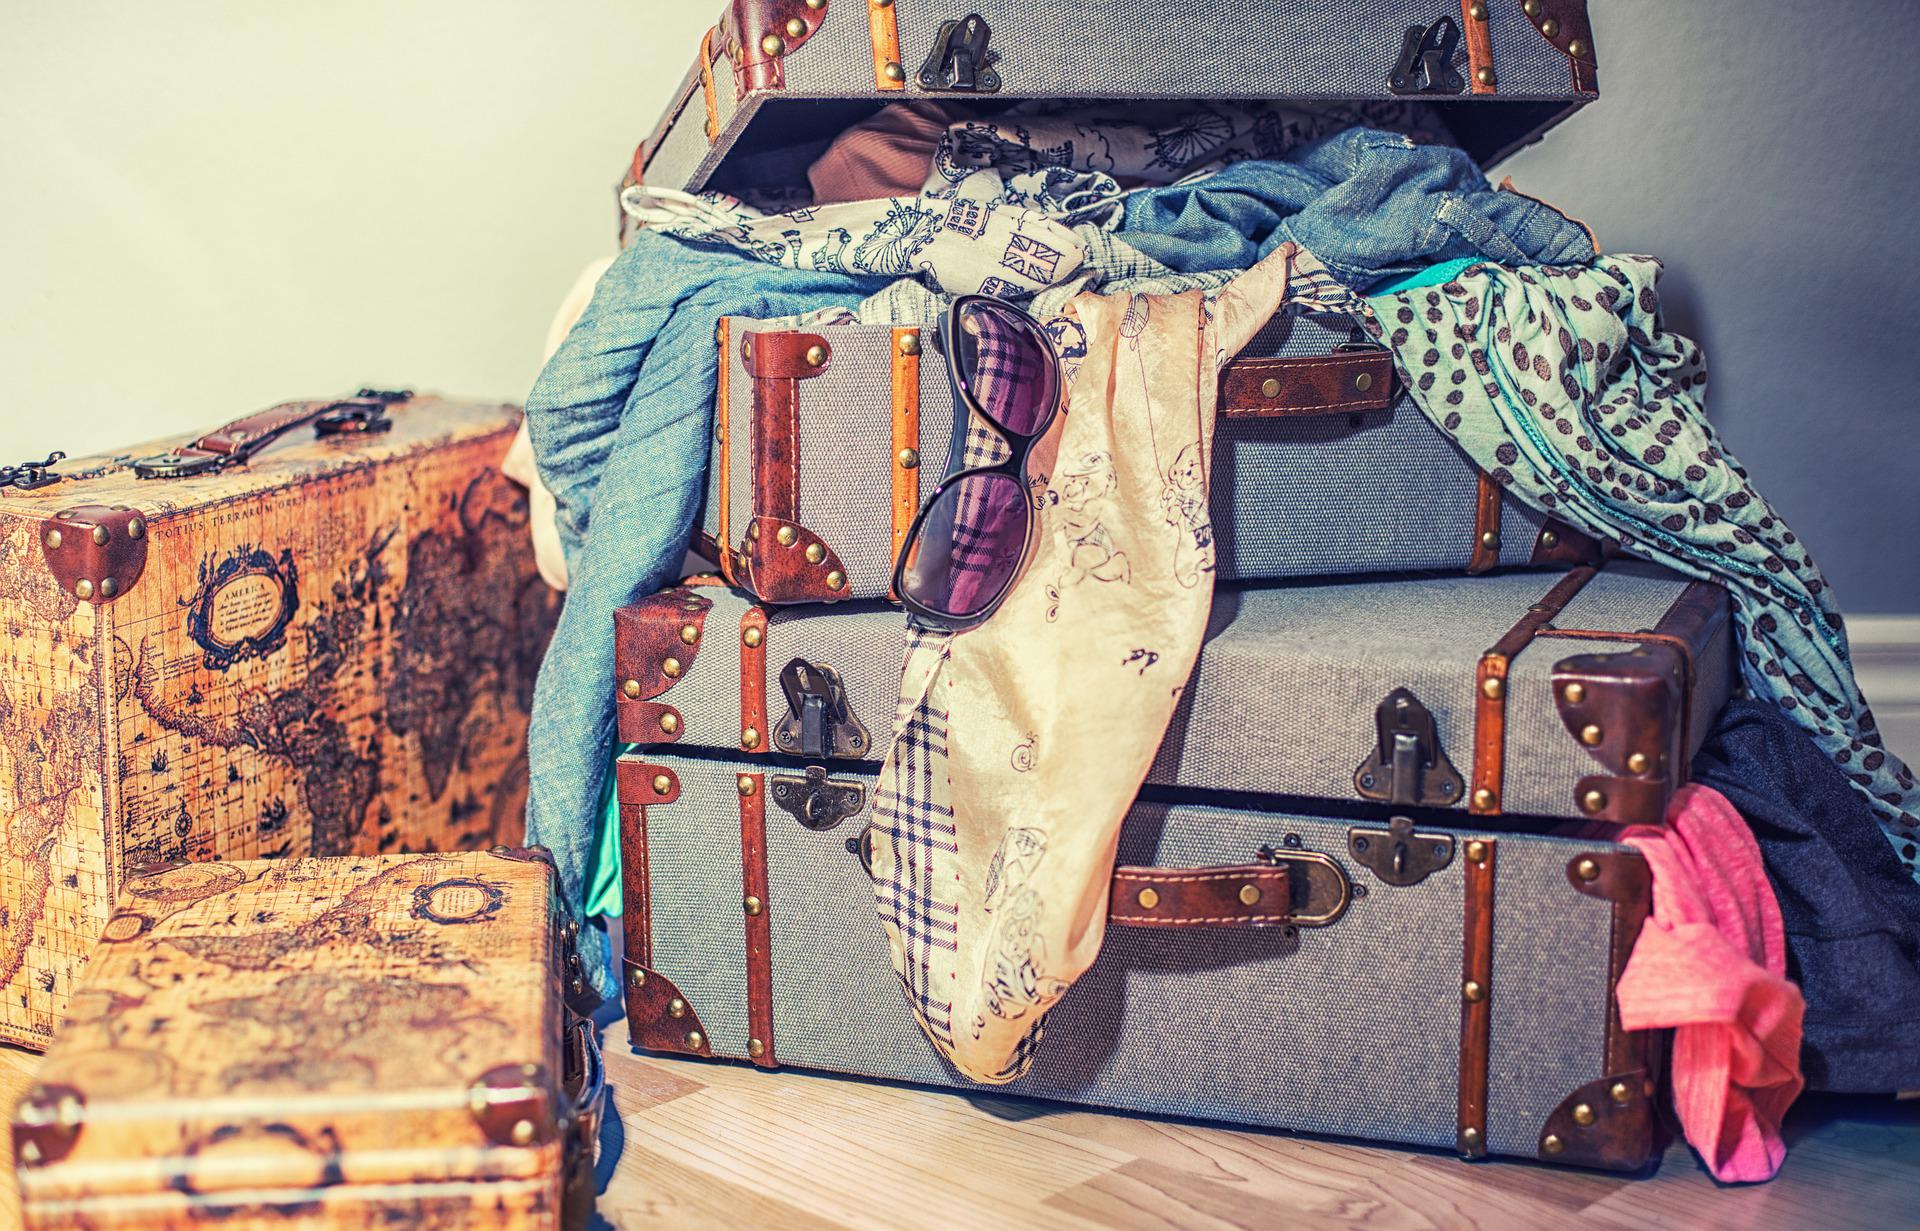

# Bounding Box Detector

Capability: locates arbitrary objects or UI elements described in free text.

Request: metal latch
[314,389,407,437]
[1388,16,1465,95]
[918,14,1001,92]
[1353,687,1465,806]
[770,765,866,831]
[1,452,65,491]
[1347,816,1455,887]
[774,658,870,759]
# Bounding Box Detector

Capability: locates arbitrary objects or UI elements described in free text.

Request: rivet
[55,1095,81,1127]
[1480,676,1505,701]
[1580,788,1608,815]
[19,1141,40,1166]
[511,1119,536,1146]
[1475,66,1496,87]
[1568,38,1587,58]
[873,0,892,6]
[1354,371,1373,392]
[1575,857,1601,882]
[760,33,786,56]
[99,577,117,599]
[748,1037,766,1057]
[742,337,754,362]
[1238,884,1261,906]
[629,967,647,988]
[1136,887,1160,910]
[1609,1081,1632,1105]
[1465,839,1487,863]
[744,895,763,915]
[1541,17,1560,38]
[804,543,826,565]
[91,524,110,545]
[1523,0,1540,15]
[742,726,761,750]
[1463,980,1486,1003]
[806,0,824,8]
[669,997,687,1018]
[1564,681,1586,705]
[776,525,798,547]
[1573,1102,1597,1127]
[42,528,61,550]
[651,774,671,796]
[1580,723,1604,747]
[686,1030,705,1049]
[680,623,700,645]
[1542,1133,1564,1156]
[743,625,764,648]
[898,447,920,470]
[571,976,586,996]
[1260,377,1280,398]
[738,775,757,797]
[1472,787,1496,810]
[805,344,827,367]
[748,522,761,540]
[898,333,920,356]
[1540,529,1559,549]
[1626,751,1651,775]
[1460,1126,1483,1150]
[1468,2,1487,18]
[784,17,806,38]
[659,712,680,735]
[623,679,643,699]
[883,61,905,82]
[1480,530,1500,550]
[825,570,846,591]
[74,579,94,600]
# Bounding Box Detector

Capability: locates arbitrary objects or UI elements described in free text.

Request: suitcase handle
[128,389,412,478]
[561,1015,606,1180]
[1109,849,1350,929]
[1217,348,1396,419]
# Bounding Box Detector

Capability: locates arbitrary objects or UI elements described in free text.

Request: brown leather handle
[130,390,409,478]
[1108,864,1294,929]
[1219,349,1395,418]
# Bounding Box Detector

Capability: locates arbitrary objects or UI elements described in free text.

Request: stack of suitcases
[609,0,1732,1173]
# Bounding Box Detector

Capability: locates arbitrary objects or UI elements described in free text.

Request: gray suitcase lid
[613,558,1730,825]
[637,1,1598,195]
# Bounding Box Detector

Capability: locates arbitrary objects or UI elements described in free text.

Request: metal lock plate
[774,658,870,759]
[1353,687,1465,807]
[917,14,1001,92]
[1,451,65,490]
[1388,16,1465,95]
[770,765,866,831]
[1347,815,1455,887]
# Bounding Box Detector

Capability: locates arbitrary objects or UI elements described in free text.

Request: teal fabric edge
[1366,256,1480,297]
[583,740,632,918]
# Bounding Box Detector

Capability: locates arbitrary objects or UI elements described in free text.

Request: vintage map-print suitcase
[616,751,1658,1171]
[613,559,1732,825]
[0,392,558,1049]
[11,849,603,1230]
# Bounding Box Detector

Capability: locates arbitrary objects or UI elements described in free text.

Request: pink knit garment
[1617,784,1806,1182]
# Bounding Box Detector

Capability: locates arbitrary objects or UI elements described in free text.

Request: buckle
[130,450,229,480]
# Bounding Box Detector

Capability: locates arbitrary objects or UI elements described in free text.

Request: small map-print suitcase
[12,849,604,1230]
[0,392,558,1048]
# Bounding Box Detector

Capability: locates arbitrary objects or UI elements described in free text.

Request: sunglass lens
[954,300,1056,436]
[899,471,1030,622]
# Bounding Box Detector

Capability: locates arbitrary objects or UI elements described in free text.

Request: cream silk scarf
[870,245,1356,1080]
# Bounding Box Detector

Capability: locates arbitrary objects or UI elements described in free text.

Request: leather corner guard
[1109,865,1294,929]
[739,515,851,604]
[1530,518,1607,567]
[739,605,769,754]
[718,0,829,98]
[1568,846,1654,1120]
[890,327,923,574]
[1551,647,1684,825]
[1459,0,1495,93]
[1467,472,1504,574]
[40,504,149,603]
[1457,837,1495,1158]
[737,329,851,603]
[1522,0,1598,93]
[613,588,712,745]
[13,1082,85,1167]
[623,961,715,1059]
[1537,1070,1655,1172]
[1470,566,1599,814]
[1217,350,1395,418]
[738,770,777,1068]
[867,0,902,89]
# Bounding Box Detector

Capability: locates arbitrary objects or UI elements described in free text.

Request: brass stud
[652,774,672,796]
[760,33,786,56]
[680,623,700,645]
[883,61,905,83]
[1475,66,1496,87]
[784,17,807,38]
[1238,884,1261,906]
[1136,887,1160,910]
[743,895,764,916]
[662,657,683,679]
[805,344,828,367]
[1540,17,1560,38]
[1354,371,1373,392]
[1540,529,1559,549]
[1465,839,1487,864]
[1568,39,1587,58]
[629,967,647,988]
[1522,0,1540,15]
[570,976,586,997]
[748,1037,766,1057]
[1573,1102,1597,1127]
[1563,681,1586,705]
[742,337,754,362]
[659,712,680,735]
[1609,1081,1632,1105]
[825,570,846,591]
[737,775,757,797]
[74,578,93,600]
[511,1118,536,1145]
[743,625,764,648]
[1575,857,1601,882]
[1542,1133,1564,1156]
[1580,788,1608,815]
[776,525,798,547]
[1580,723,1604,747]
[1480,530,1500,550]
[742,726,761,750]
[19,1141,40,1166]
[806,0,825,7]
[1626,751,1651,775]
[42,528,61,550]
[804,543,826,565]
[686,1030,705,1050]
[1260,377,1281,398]
[1460,1126,1483,1150]
[1472,787,1497,810]
[873,0,892,6]
[91,524,110,545]
[623,678,643,699]
[1468,2,1487,18]
[897,447,920,470]
[98,578,117,599]
[898,333,920,356]
[668,997,687,1018]
[748,522,761,539]
[1480,676,1505,701]
[1463,980,1486,1003]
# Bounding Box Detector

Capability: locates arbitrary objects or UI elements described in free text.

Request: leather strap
[890,327,922,580]
[740,605,769,754]
[745,330,828,523]
[739,771,777,1068]
[130,391,405,477]
[614,759,679,966]
[1218,350,1395,418]
[1108,864,1294,929]
[868,0,902,89]
[1468,471,1504,574]
[1460,0,1496,93]
[700,25,722,141]
[1458,837,1496,1157]
[715,318,736,584]
[1470,565,1600,814]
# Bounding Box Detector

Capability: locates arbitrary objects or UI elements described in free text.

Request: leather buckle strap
[1219,349,1396,418]
[130,389,409,479]
[1109,851,1351,929]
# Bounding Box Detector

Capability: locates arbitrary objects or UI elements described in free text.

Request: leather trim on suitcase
[738,331,851,602]
[1470,565,1600,814]
[867,0,903,90]
[738,770,778,1067]
[1457,837,1496,1157]
[740,603,769,753]
[1468,471,1505,574]
[1217,350,1396,417]
[890,327,922,577]
[1524,0,1599,93]
[1460,0,1497,94]
[614,588,713,745]
[1551,848,1655,1169]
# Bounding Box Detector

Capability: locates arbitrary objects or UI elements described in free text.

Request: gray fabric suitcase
[697,308,1603,604]
[615,558,1732,826]
[628,0,1598,198]
[615,749,1659,1170]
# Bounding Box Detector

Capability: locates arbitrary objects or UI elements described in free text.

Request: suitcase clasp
[0,451,65,490]
[1388,16,1465,96]
[1353,687,1465,807]
[775,658,870,759]
[770,765,867,832]
[917,14,1001,93]
[1346,815,1456,888]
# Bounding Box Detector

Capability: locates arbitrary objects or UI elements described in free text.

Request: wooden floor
[4,1022,1916,1231]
